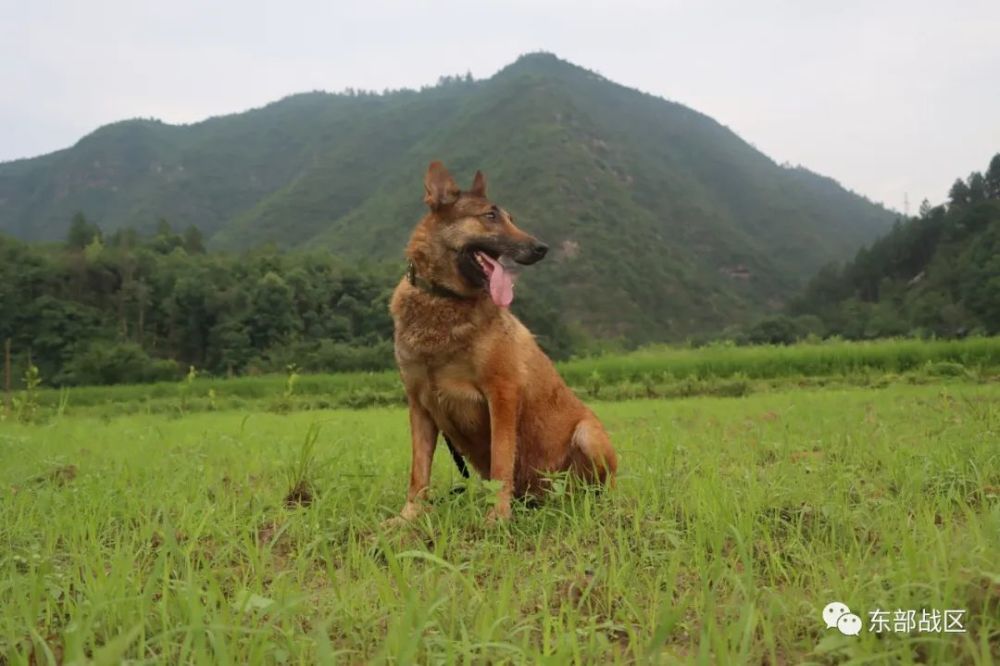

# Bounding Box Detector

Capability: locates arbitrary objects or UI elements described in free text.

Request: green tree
[83,236,105,263]
[746,316,802,345]
[207,319,253,374]
[983,154,1000,200]
[183,225,206,254]
[249,272,299,350]
[66,212,101,250]
[918,199,932,218]
[169,273,215,366]
[151,219,183,254]
[967,172,986,203]
[948,179,970,207]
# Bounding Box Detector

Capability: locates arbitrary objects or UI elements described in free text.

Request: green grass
[559,336,1000,384]
[2,383,998,663]
[26,337,1000,416]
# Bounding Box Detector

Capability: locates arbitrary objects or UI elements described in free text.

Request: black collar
[407,263,475,300]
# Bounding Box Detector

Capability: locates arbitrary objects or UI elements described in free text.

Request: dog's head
[406,161,548,307]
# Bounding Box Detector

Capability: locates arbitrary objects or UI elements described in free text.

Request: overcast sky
[1,0,998,210]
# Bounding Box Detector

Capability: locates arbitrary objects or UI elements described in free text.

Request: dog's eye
[483,211,497,221]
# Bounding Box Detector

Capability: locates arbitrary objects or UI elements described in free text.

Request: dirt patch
[284,481,313,508]
[257,521,279,546]
[32,464,77,486]
[790,450,825,463]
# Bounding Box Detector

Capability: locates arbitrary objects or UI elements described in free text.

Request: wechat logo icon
[823,601,862,636]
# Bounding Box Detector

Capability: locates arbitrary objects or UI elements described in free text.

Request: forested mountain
[787,154,1000,338]
[0,53,894,342]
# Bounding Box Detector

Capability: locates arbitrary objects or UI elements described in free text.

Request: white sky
[1,0,998,210]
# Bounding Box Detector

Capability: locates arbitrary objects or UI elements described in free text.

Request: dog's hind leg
[568,418,618,486]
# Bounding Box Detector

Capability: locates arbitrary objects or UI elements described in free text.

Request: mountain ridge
[0,52,895,340]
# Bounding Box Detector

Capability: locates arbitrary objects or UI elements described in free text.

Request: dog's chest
[397,347,488,431]
[391,286,502,434]
[399,352,483,406]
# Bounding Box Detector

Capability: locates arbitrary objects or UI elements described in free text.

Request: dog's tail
[443,435,469,479]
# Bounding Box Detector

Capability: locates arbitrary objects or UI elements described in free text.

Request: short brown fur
[389,162,618,523]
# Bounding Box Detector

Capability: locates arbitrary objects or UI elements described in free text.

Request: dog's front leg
[485,383,519,523]
[397,399,438,522]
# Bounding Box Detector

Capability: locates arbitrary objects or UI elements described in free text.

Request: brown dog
[388,161,617,523]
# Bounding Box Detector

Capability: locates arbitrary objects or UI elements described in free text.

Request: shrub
[746,316,802,346]
[59,342,179,386]
[924,361,967,377]
[263,340,395,374]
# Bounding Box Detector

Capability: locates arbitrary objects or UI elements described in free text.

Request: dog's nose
[531,242,549,260]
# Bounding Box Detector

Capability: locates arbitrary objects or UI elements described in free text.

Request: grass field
[20,337,1000,417]
[2,381,998,663]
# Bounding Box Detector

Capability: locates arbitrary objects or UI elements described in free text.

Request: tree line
[1,215,578,387]
[2,217,398,386]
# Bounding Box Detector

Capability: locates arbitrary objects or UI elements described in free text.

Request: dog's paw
[485,504,512,525]
[382,501,425,528]
[381,514,412,529]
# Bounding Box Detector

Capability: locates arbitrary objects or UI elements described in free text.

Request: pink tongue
[482,254,515,307]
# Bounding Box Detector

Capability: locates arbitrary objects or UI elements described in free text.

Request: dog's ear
[470,170,487,198]
[424,161,460,210]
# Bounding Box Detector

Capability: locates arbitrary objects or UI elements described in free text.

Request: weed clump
[283,423,322,508]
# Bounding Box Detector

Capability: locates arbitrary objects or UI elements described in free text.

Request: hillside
[0,53,895,340]
[789,154,1000,338]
